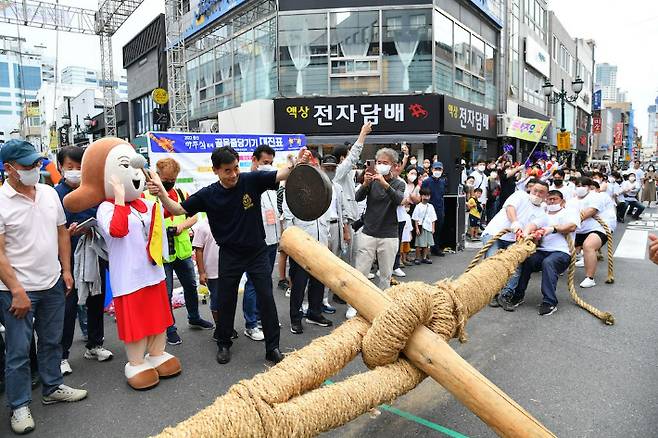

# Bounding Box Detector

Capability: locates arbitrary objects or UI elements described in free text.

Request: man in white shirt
[549,169,575,201]
[501,190,579,315]
[620,173,645,220]
[483,179,550,308]
[630,160,645,182]
[0,140,87,435]
[470,160,489,215]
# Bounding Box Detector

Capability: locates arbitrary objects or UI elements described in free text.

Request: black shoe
[189,318,215,330]
[290,322,303,334]
[167,332,182,345]
[488,294,501,308]
[322,304,336,314]
[305,314,333,327]
[265,348,284,364]
[31,373,40,390]
[499,295,524,312]
[333,295,347,305]
[212,329,238,342]
[216,347,231,364]
[278,279,289,290]
[421,258,433,264]
[538,303,557,316]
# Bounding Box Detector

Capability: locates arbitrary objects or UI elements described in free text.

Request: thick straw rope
[464,228,511,273]
[593,215,615,284]
[154,241,538,438]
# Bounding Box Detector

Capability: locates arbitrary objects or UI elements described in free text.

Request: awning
[304,133,441,145]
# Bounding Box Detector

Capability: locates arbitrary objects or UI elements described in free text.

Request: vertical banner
[557,131,571,151]
[592,86,602,111]
[592,115,602,134]
[613,123,624,146]
[147,132,305,194]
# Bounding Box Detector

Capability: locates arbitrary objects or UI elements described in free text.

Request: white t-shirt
[471,171,488,204]
[411,202,437,232]
[550,182,575,201]
[538,206,581,255]
[0,183,67,291]
[621,180,641,201]
[568,192,607,234]
[596,191,617,233]
[396,179,412,222]
[192,219,219,279]
[483,191,547,242]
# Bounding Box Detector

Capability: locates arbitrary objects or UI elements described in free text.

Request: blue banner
[147,132,306,154]
[628,109,634,158]
[183,0,248,40]
[592,88,602,111]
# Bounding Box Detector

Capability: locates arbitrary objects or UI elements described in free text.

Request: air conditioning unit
[199,119,219,133]
[497,114,509,137]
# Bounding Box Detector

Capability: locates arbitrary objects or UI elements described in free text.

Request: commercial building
[647,97,657,151]
[61,65,129,100]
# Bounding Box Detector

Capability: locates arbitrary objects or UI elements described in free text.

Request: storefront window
[433,10,453,95]
[454,24,470,70]
[460,137,489,165]
[523,67,545,111]
[329,10,380,95]
[254,20,277,100]
[382,9,432,93]
[279,13,328,96]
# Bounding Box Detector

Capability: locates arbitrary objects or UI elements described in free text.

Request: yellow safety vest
[144,188,193,263]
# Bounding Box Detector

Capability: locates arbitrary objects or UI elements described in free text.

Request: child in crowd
[191,218,221,340]
[412,187,437,264]
[400,212,413,267]
[467,187,483,240]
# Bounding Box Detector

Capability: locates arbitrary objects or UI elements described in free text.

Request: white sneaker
[0,323,5,333]
[284,288,291,298]
[60,359,72,376]
[367,273,376,279]
[244,327,265,341]
[579,277,596,288]
[42,384,88,405]
[84,347,114,362]
[392,268,406,277]
[345,306,357,319]
[574,259,585,268]
[11,406,35,434]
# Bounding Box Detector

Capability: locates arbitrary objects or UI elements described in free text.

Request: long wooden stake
[280,226,555,438]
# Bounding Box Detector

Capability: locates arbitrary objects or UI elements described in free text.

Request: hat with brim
[0,139,42,166]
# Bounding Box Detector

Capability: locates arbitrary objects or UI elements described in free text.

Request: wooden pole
[280,226,555,438]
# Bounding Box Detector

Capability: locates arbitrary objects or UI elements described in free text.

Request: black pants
[217,246,280,353]
[289,258,324,324]
[431,212,445,255]
[616,202,627,221]
[61,258,107,358]
[392,220,406,270]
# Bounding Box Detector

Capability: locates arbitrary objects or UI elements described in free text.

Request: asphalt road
[2,209,657,438]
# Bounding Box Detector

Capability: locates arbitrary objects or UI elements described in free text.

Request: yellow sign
[151,88,169,105]
[506,116,550,142]
[557,131,570,151]
[26,106,40,117]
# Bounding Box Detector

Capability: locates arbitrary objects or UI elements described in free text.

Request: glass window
[382,9,432,93]
[454,25,470,70]
[279,13,328,96]
[484,44,496,110]
[185,57,200,119]
[133,94,155,136]
[0,63,9,87]
[13,65,41,90]
[471,35,485,78]
[254,19,277,100]
[523,67,545,110]
[214,41,234,111]
[235,29,255,105]
[433,10,453,95]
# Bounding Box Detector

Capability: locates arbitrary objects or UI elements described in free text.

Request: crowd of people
[0,125,657,435]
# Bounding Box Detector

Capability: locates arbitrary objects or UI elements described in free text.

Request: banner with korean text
[147,132,306,194]
[505,116,550,142]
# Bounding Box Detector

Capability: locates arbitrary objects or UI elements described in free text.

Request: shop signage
[467,0,504,27]
[592,87,602,111]
[441,96,496,139]
[279,0,427,11]
[505,116,550,142]
[557,131,570,151]
[151,88,169,105]
[26,106,40,117]
[183,0,248,39]
[524,37,550,78]
[275,95,441,135]
[592,115,602,133]
[614,123,624,146]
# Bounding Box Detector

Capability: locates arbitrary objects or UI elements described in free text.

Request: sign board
[153,107,170,126]
[275,95,441,135]
[614,122,624,146]
[505,116,550,142]
[592,87,602,111]
[26,106,40,117]
[183,0,248,40]
[467,0,504,27]
[592,115,602,133]
[557,131,570,151]
[442,96,497,139]
[147,132,305,194]
[151,88,169,105]
[524,37,550,78]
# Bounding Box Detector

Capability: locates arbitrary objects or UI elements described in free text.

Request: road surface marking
[614,229,648,260]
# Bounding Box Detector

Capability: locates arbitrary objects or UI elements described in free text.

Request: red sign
[592,116,601,133]
[614,123,624,146]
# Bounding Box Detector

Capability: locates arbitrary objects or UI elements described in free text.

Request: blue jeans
[0,279,65,410]
[243,244,277,329]
[513,250,571,305]
[481,234,520,296]
[164,256,201,336]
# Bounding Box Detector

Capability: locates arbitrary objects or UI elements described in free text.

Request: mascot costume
[63,137,182,390]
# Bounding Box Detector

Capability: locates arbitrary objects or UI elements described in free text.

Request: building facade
[61,65,129,100]
[647,97,657,151]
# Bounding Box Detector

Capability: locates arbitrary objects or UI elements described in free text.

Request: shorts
[469,215,481,227]
[415,229,435,248]
[400,242,411,253]
[575,231,608,247]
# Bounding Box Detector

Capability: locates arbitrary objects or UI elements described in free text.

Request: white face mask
[258,164,275,171]
[64,170,81,185]
[433,170,443,178]
[409,159,417,166]
[376,164,391,175]
[11,166,40,186]
[564,175,571,181]
[407,174,417,183]
[629,177,636,183]
[529,194,543,206]
[490,171,498,179]
[477,165,486,172]
[546,204,562,213]
[575,187,589,198]
[608,176,615,183]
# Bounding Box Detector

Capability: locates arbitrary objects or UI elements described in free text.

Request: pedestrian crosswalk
[614,212,656,260]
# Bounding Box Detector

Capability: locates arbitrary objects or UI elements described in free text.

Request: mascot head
[63,137,146,212]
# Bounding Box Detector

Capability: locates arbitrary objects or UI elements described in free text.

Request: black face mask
[162,181,175,192]
[553,179,563,187]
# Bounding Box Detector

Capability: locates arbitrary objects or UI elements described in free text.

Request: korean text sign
[441,96,497,139]
[505,116,550,142]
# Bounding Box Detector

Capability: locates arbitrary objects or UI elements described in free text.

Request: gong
[285,164,333,221]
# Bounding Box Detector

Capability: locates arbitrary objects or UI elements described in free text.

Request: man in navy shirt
[422,161,447,256]
[147,146,310,365]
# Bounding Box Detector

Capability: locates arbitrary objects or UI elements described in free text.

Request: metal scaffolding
[164,0,188,132]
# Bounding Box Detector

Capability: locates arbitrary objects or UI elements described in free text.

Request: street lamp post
[542,77,584,132]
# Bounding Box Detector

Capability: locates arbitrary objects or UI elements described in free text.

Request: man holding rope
[649,235,658,265]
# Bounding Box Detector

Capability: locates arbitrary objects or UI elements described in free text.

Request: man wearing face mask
[145,158,214,346]
[347,148,405,319]
[422,161,447,256]
[470,160,489,222]
[620,172,645,220]
[0,140,88,435]
[54,146,113,376]
[501,190,579,315]
[549,169,575,201]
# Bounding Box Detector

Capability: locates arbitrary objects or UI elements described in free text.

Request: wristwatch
[552,227,558,234]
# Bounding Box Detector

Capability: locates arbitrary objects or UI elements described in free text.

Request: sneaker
[83,347,113,362]
[0,323,4,333]
[284,288,291,298]
[488,294,501,308]
[305,315,333,327]
[421,258,433,264]
[580,277,596,288]
[498,294,524,312]
[322,304,336,314]
[167,332,182,345]
[42,384,88,405]
[290,322,303,334]
[10,406,34,434]
[367,272,376,279]
[402,260,414,267]
[392,268,406,277]
[244,327,265,341]
[277,279,289,290]
[538,303,557,316]
[345,306,357,319]
[574,258,585,268]
[256,320,263,329]
[189,318,214,330]
[60,359,72,376]
[413,259,421,265]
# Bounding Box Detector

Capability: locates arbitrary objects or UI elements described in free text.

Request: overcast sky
[1,0,655,140]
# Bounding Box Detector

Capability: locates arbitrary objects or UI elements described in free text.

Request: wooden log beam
[280,227,555,438]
